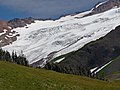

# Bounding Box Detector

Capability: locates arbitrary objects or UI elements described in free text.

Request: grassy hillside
[0,61,120,90]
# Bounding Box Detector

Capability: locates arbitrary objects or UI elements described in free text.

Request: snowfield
[2,7,120,66]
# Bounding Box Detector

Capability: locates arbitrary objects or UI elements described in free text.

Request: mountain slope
[0,61,120,90]
[2,7,120,67]
[54,25,120,77]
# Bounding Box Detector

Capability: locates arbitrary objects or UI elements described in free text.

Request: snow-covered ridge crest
[2,7,120,67]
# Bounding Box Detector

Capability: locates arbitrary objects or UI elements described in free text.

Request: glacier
[2,7,120,66]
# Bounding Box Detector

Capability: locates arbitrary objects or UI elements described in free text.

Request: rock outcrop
[93,0,120,14]
[85,0,120,16]
[0,21,10,31]
[8,17,35,28]
[0,17,36,47]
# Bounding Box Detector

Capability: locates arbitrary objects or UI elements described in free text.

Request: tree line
[0,48,28,66]
[44,62,107,81]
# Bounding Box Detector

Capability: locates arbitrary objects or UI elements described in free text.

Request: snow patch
[94,61,113,74]
[0,30,7,36]
[54,57,65,63]
[0,40,2,43]
[95,1,108,8]
[90,67,98,73]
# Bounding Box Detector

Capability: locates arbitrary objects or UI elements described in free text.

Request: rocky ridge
[85,0,120,16]
[0,17,36,47]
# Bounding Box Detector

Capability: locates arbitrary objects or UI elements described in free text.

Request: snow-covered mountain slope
[2,7,120,66]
